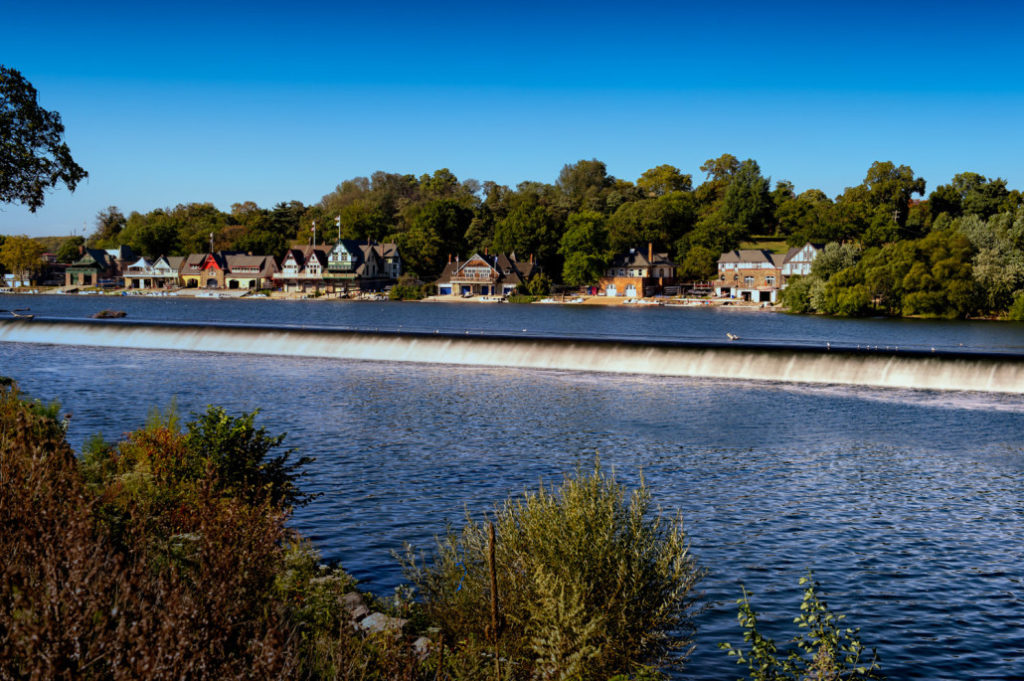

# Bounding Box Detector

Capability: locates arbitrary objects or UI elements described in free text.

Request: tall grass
[403,463,704,680]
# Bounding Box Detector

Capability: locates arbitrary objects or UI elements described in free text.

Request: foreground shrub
[0,384,300,679]
[404,464,703,680]
[719,572,883,681]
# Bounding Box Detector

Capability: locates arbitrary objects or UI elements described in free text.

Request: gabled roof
[374,242,400,259]
[436,252,537,286]
[303,248,327,269]
[610,248,674,269]
[781,242,823,264]
[225,254,268,268]
[184,253,208,271]
[71,248,115,269]
[717,249,777,266]
[281,248,306,268]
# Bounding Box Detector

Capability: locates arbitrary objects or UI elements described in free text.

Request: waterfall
[2,318,1022,393]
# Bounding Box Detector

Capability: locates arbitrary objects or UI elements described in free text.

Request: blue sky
[4,0,1024,237]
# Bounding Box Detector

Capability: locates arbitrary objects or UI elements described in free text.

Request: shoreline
[1,286,776,309]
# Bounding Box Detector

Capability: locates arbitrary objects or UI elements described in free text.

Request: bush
[0,383,301,680]
[779,276,815,314]
[719,572,882,681]
[1006,290,1024,320]
[403,463,703,680]
[527,272,553,296]
[389,274,431,301]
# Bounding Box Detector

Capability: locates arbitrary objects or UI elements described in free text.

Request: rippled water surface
[2,296,1024,679]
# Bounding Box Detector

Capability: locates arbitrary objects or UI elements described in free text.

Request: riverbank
[3,285,777,309]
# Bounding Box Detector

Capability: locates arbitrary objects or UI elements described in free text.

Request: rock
[92,309,126,318]
[340,592,370,622]
[359,612,407,635]
[413,636,432,659]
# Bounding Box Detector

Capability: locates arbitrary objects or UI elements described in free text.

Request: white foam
[2,320,1022,394]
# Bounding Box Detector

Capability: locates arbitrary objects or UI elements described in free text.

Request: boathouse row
[714,243,820,303]
[65,246,135,288]
[597,243,677,298]
[274,240,402,293]
[435,252,539,297]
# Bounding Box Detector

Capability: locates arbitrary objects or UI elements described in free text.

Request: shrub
[719,572,883,681]
[0,383,301,680]
[779,276,815,314]
[1006,290,1024,320]
[403,463,703,680]
[527,272,553,296]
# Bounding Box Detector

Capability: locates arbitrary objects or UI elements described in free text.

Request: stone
[413,636,432,659]
[359,612,407,635]
[340,592,370,622]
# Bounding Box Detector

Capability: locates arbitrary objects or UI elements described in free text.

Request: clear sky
[4,0,1024,237]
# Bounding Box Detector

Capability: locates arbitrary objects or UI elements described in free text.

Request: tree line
[7,157,1024,318]
[74,158,1018,280]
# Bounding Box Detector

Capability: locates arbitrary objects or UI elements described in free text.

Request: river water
[2,294,1024,679]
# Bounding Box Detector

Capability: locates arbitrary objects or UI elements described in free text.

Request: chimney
[484,246,488,256]
[648,242,653,263]
[530,253,534,265]
[448,253,452,264]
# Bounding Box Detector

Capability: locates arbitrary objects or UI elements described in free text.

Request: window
[744,276,754,285]
[766,276,776,286]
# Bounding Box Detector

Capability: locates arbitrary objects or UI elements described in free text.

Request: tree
[0,235,46,285]
[0,66,87,211]
[119,209,180,259]
[858,161,926,229]
[559,210,610,287]
[87,206,127,247]
[718,159,772,235]
[607,192,696,254]
[637,164,692,197]
[55,235,84,263]
[699,153,740,181]
[556,159,615,212]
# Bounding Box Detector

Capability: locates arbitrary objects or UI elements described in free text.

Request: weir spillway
[2,317,1024,394]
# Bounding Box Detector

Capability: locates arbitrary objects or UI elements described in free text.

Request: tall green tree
[607,192,695,254]
[718,159,772,235]
[559,210,610,287]
[119,210,180,259]
[492,195,563,274]
[87,206,127,248]
[55,235,85,263]
[637,164,692,197]
[0,66,87,211]
[930,172,1011,220]
[556,159,615,212]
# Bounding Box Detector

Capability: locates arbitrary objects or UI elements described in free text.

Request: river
[2,293,1023,679]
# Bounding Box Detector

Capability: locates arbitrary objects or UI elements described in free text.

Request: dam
[2,316,1023,393]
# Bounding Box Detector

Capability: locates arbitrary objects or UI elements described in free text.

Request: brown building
[715,243,821,303]
[598,244,676,298]
[435,252,538,297]
[65,248,120,288]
